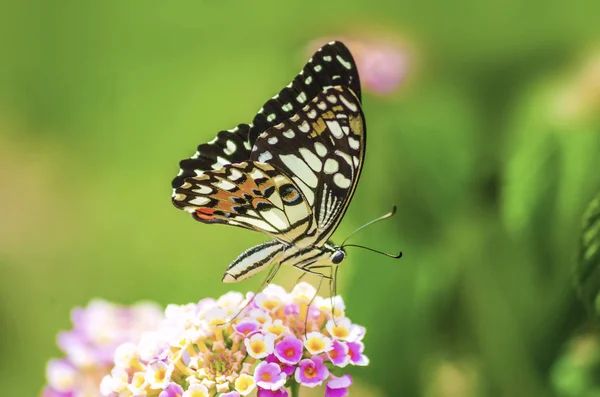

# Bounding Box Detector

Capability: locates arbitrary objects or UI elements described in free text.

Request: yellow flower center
[285,347,295,358]
[332,326,349,339]
[268,324,285,335]
[307,338,324,352]
[235,374,256,393]
[250,340,266,354]
[131,372,145,388]
[264,300,279,310]
[304,366,316,378]
[154,368,166,382]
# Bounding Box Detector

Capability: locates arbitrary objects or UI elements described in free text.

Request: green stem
[290,381,300,397]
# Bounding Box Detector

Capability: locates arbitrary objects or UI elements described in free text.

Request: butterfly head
[323,243,346,265]
[330,247,346,265]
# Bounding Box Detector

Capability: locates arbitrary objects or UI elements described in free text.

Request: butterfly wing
[172,41,361,227]
[173,161,315,244]
[248,85,365,247]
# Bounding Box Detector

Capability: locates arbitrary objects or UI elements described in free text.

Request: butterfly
[171,41,398,288]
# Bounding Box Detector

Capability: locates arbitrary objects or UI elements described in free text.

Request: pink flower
[254,361,287,391]
[159,383,184,397]
[294,356,329,387]
[274,335,303,365]
[347,341,369,365]
[257,388,289,397]
[308,37,408,96]
[327,340,350,367]
[221,392,242,397]
[42,387,74,397]
[42,300,163,397]
[266,354,295,376]
[325,374,353,397]
[233,318,261,337]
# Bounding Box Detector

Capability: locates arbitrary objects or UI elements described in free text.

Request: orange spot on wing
[195,208,215,220]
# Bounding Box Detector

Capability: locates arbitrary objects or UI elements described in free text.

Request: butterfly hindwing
[249,86,365,246]
[173,161,315,244]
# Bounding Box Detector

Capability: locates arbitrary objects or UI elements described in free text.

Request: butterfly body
[172,42,364,283]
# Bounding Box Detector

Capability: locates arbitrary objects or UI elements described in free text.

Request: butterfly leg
[303,264,339,324]
[217,261,283,326]
[292,264,334,334]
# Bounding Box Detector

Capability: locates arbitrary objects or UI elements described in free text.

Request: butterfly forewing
[249,86,365,246]
[172,41,361,206]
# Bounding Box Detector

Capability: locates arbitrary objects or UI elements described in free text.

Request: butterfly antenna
[343,244,403,259]
[341,206,397,246]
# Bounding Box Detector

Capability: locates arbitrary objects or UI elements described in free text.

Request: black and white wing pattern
[172,41,361,213]
[248,86,365,248]
[171,41,364,281]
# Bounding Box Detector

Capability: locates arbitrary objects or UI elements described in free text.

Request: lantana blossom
[42,300,164,397]
[99,282,368,396]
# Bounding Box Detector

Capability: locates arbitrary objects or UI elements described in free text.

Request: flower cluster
[42,299,164,397]
[100,283,368,397]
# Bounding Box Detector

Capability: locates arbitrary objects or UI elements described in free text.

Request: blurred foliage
[577,191,600,313]
[1,1,600,396]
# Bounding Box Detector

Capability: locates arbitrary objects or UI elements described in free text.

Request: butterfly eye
[331,251,345,264]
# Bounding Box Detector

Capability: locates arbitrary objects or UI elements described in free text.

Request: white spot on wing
[268,137,278,145]
[229,168,243,181]
[333,173,352,188]
[224,140,237,155]
[215,179,237,191]
[280,154,317,188]
[324,158,339,174]
[283,129,295,139]
[299,120,310,133]
[211,156,230,170]
[326,120,344,138]
[299,148,322,172]
[192,185,213,194]
[189,196,211,206]
[339,94,358,111]
[250,168,265,180]
[296,92,307,103]
[258,151,273,162]
[336,55,352,70]
[348,137,360,150]
[314,142,327,157]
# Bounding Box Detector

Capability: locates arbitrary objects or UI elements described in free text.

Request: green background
[1,1,600,396]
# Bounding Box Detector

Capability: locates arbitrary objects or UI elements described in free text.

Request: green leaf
[577,191,600,313]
